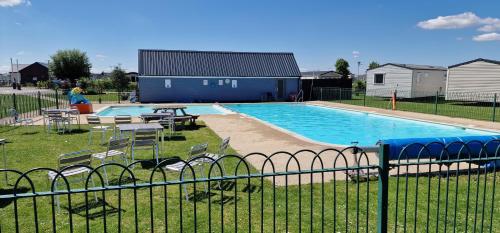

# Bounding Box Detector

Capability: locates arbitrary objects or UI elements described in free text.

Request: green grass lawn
[333,93,499,122]
[0,125,498,232]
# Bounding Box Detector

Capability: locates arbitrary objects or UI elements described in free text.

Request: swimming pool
[96,105,227,117]
[224,103,497,146]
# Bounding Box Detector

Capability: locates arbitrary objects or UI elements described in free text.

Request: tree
[368,61,380,70]
[49,49,91,81]
[110,66,130,92]
[335,58,350,79]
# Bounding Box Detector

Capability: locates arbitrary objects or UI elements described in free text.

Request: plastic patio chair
[47,150,97,211]
[92,137,130,185]
[87,116,110,145]
[131,129,159,164]
[164,143,209,200]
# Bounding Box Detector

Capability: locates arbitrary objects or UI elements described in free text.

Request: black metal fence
[314,87,500,122]
[0,142,498,232]
[0,90,132,124]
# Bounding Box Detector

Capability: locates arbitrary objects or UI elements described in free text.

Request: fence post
[320,88,323,101]
[118,92,121,104]
[12,93,17,111]
[377,144,390,233]
[339,88,342,103]
[493,94,497,122]
[37,91,42,115]
[98,93,102,104]
[363,90,366,106]
[434,91,439,115]
[55,89,59,109]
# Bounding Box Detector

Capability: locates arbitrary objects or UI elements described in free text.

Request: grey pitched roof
[10,62,48,72]
[368,63,446,71]
[138,49,301,77]
[448,58,500,68]
[300,70,339,76]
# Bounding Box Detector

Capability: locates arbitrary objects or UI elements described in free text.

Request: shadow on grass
[0,186,31,208]
[66,198,123,220]
[106,177,140,186]
[164,135,186,141]
[139,157,182,169]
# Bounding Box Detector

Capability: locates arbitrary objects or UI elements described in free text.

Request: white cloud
[16,50,25,55]
[473,32,500,41]
[352,51,360,58]
[15,22,22,26]
[95,54,107,61]
[0,65,10,73]
[25,0,31,6]
[417,12,483,30]
[456,37,463,41]
[0,0,23,7]
[418,12,500,32]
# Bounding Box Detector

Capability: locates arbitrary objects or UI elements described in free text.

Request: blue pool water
[97,105,225,116]
[224,103,497,146]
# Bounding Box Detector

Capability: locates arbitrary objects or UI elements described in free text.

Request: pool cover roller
[379,135,500,169]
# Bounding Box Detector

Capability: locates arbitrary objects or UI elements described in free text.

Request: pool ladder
[295,89,304,102]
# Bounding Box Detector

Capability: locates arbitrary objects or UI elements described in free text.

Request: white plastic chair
[47,150,97,211]
[87,116,110,145]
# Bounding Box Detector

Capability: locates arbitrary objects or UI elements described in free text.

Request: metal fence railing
[314,87,500,122]
[0,142,498,232]
[0,90,133,124]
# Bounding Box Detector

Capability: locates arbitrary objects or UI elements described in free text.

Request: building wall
[366,65,413,98]
[447,61,500,93]
[138,76,299,103]
[19,63,49,84]
[411,69,447,97]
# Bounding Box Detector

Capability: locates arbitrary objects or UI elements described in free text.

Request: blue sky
[1,0,500,74]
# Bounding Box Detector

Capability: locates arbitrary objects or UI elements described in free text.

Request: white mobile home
[446,58,500,101]
[366,63,447,98]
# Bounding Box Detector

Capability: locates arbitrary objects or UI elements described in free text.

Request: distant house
[366,63,447,98]
[446,58,500,101]
[137,49,301,103]
[300,70,342,79]
[126,72,138,82]
[10,62,49,84]
[0,73,11,85]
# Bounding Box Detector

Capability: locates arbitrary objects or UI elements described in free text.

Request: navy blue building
[138,49,301,103]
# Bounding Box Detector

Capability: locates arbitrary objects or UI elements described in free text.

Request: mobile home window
[231,80,238,88]
[374,74,384,84]
[203,80,208,86]
[218,80,224,86]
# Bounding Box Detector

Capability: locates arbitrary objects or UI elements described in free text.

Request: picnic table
[152,105,199,125]
[117,123,165,152]
[44,108,81,130]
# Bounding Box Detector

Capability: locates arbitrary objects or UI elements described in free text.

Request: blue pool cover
[380,135,500,169]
